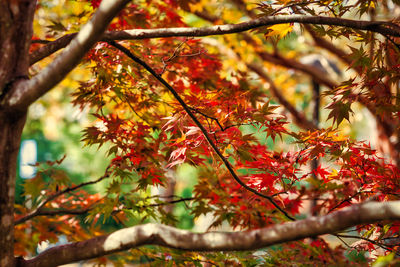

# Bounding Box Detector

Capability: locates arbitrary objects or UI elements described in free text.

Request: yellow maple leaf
[264,23,293,39]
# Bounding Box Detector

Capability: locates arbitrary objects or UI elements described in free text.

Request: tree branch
[4,0,131,111]
[14,197,195,225]
[190,9,388,136]
[14,167,111,225]
[30,33,76,65]
[20,201,400,267]
[335,233,400,255]
[15,208,91,225]
[30,15,400,66]
[107,41,295,221]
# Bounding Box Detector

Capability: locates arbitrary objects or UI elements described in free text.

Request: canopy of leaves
[17,0,400,265]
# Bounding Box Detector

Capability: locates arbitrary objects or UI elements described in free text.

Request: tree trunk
[0,112,27,266]
[0,0,36,265]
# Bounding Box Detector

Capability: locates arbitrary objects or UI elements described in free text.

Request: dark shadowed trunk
[0,0,36,265]
[0,112,26,266]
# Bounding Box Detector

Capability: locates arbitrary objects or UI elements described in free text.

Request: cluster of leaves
[17,0,400,265]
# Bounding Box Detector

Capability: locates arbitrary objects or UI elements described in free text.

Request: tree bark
[19,201,400,267]
[30,15,400,66]
[0,1,36,265]
[0,1,132,264]
[0,1,34,95]
[0,112,27,267]
[6,0,131,111]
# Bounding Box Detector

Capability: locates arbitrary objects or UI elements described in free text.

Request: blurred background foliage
[17,0,399,265]
[23,0,376,241]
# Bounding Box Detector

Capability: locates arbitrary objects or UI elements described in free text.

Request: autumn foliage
[9,0,400,265]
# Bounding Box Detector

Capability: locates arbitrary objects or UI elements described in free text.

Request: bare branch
[14,167,111,225]
[15,208,91,225]
[20,201,400,267]
[14,197,194,225]
[5,0,131,110]
[144,197,195,208]
[30,15,400,66]
[335,233,400,256]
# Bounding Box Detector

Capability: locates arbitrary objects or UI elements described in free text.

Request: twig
[334,233,400,256]
[335,234,352,248]
[159,39,199,75]
[188,107,225,131]
[328,191,362,213]
[144,197,194,208]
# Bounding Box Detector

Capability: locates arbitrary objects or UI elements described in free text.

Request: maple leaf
[264,23,293,40]
[313,165,331,182]
[166,146,187,168]
[326,100,353,126]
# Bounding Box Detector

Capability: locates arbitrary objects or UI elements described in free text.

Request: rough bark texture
[0,112,27,267]
[18,201,400,267]
[0,0,35,95]
[0,1,131,265]
[0,1,36,266]
[0,0,32,85]
[30,15,400,66]
[5,0,131,111]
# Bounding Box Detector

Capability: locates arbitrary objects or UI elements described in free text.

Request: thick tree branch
[107,41,295,221]
[20,201,400,267]
[30,15,400,66]
[30,33,76,65]
[4,0,131,111]
[190,9,387,133]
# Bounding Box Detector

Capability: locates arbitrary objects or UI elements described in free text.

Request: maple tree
[2,0,400,266]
